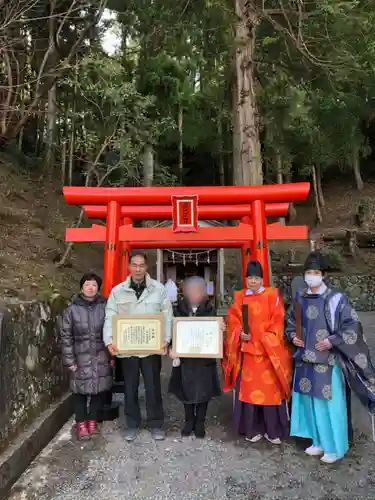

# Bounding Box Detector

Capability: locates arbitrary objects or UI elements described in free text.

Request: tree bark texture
[312,165,323,224]
[232,79,242,185]
[44,0,57,172]
[143,144,154,187]
[276,152,285,225]
[178,103,183,183]
[352,146,364,191]
[218,117,225,186]
[316,164,325,209]
[234,0,263,186]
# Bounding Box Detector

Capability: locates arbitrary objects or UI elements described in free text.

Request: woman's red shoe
[87,420,99,435]
[76,422,90,440]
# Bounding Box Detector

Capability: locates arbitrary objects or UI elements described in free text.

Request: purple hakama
[232,374,289,440]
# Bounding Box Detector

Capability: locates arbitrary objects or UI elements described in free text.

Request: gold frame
[112,314,165,355]
[172,317,223,359]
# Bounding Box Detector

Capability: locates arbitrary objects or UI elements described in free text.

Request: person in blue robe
[289,273,354,442]
[285,251,375,464]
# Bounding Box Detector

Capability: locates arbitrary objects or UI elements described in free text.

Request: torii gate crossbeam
[63,183,309,206]
[66,223,308,244]
[82,203,290,220]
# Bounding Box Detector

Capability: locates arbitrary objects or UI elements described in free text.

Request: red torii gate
[63,183,310,297]
[82,202,292,290]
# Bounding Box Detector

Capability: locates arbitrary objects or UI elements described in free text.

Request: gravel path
[6,313,375,500]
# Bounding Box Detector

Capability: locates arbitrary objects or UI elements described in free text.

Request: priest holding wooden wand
[285,251,375,464]
[223,260,292,444]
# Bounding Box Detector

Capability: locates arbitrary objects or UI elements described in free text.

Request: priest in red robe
[223,260,292,444]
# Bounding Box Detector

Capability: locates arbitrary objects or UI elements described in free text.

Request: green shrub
[323,250,344,272]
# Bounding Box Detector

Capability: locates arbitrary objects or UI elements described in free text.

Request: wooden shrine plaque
[172,317,223,359]
[171,195,198,233]
[112,314,164,355]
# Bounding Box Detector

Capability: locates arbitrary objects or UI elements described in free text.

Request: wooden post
[156,249,163,283]
[218,248,225,305]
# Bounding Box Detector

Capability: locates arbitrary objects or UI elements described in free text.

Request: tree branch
[56,119,120,268]
[2,0,107,140]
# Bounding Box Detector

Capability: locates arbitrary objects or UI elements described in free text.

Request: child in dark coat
[168,276,221,438]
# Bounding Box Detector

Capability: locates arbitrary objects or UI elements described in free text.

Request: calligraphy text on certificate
[118,321,159,350]
[176,320,220,355]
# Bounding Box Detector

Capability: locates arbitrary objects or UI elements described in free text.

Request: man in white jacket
[103,251,172,442]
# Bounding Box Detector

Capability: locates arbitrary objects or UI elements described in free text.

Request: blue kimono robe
[286,284,375,458]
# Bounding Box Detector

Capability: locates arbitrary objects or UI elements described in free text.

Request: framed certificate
[172,317,223,359]
[112,314,164,355]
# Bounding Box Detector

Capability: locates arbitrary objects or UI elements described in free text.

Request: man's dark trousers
[122,355,164,429]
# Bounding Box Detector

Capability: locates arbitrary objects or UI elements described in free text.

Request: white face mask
[304,274,323,288]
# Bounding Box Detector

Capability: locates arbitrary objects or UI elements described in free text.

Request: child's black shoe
[194,421,206,438]
[181,420,195,437]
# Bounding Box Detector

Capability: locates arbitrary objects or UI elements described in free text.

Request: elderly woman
[61,272,112,440]
[168,276,221,438]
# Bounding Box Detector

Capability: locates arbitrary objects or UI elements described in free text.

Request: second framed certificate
[172,317,223,359]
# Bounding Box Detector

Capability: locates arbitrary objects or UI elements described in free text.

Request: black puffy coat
[60,295,112,395]
[168,298,221,404]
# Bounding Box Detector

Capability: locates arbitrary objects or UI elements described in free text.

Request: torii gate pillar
[251,200,269,285]
[241,215,252,286]
[103,201,121,297]
[118,217,132,284]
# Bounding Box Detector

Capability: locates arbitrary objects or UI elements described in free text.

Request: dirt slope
[0,154,103,301]
[291,181,375,273]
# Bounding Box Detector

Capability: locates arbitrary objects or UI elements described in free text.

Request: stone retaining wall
[275,274,375,311]
[0,297,68,448]
[223,271,375,311]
